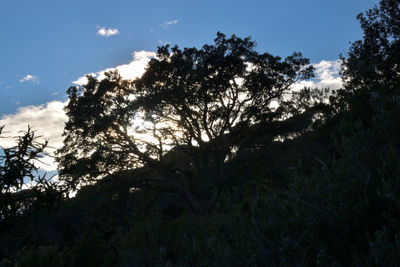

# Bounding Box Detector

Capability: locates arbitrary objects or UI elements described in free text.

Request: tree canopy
[342,0,400,90]
[57,33,321,214]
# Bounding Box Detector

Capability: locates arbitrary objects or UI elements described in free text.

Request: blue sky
[0,0,378,115]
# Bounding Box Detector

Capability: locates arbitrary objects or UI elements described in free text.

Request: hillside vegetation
[1,0,400,266]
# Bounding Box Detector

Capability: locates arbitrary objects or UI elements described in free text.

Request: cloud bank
[97,26,119,37]
[291,60,342,91]
[1,55,342,172]
[1,51,156,171]
[0,101,67,171]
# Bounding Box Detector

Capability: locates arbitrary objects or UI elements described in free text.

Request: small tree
[57,33,322,214]
[0,126,59,224]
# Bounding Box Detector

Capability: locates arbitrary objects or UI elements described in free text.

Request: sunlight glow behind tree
[57,32,329,214]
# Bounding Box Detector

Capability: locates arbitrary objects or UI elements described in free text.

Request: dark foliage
[0,126,60,226]
[342,0,400,91]
[56,32,323,215]
[2,1,400,266]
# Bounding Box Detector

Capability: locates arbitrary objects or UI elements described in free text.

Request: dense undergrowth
[2,85,400,266]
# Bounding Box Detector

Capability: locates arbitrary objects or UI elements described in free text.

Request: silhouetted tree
[0,126,59,224]
[342,0,400,90]
[57,33,323,214]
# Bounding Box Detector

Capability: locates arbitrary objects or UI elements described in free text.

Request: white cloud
[73,50,156,85]
[72,72,96,86]
[0,101,67,171]
[97,26,119,37]
[19,74,39,84]
[164,19,178,25]
[291,60,342,91]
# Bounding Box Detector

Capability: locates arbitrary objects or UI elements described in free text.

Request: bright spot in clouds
[19,74,39,84]
[97,26,119,37]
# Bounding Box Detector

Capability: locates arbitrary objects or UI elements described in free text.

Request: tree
[57,33,322,214]
[342,0,400,91]
[0,126,60,224]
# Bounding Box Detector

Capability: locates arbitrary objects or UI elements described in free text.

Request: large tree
[57,33,321,214]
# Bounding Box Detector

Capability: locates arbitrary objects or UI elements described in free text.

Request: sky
[0,0,380,171]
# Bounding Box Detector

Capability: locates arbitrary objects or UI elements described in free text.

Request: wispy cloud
[164,19,178,25]
[150,19,178,32]
[19,74,39,84]
[159,19,178,29]
[96,26,119,37]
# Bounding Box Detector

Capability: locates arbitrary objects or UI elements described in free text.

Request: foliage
[341,0,400,90]
[3,1,400,265]
[57,32,321,214]
[0,126,60,225]
[6,87,400,265]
